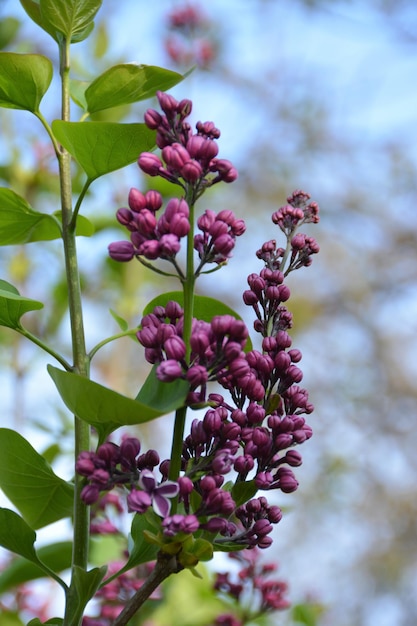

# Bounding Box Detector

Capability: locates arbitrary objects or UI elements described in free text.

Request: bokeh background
[1,1,417,625]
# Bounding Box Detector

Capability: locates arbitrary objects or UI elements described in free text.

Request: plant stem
[168,196,195,489]
[113,552,180,626]
[57,38,90,623]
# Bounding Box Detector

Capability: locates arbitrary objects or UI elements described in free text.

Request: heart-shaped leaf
[0,429,74,529]
[0,280,43,329]
[85,64,184,114]
[0,52,52,111]
[48,365,188,442]
[51,121,155,181]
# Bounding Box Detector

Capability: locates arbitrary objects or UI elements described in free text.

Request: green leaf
[135,364,189,411]
[0,540,72,593]
[51,121,155,181]
[85,64,184,114]
[231,479,258,507]
[0,17,20,50]
[27,617,64,626]
[0,280,43,329]
[109,308,129,332]
[0,429,74,529]
[0,188,93,246]
[113,512,159,578]
[48,365,188,442]
[143,291,253,351]
[66,566,106,626]
[0,508,38,561]
[0,52,52,112]
[39,0,102,42]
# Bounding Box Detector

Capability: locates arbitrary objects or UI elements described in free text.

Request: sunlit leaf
[51,121,155,180]
[0,17,20,50]
[0,280,43,330]
[48,365,188,442]
[85,64,184,114]
[39,0,102,42]
[0,52,52,111]
[0,429,74,529]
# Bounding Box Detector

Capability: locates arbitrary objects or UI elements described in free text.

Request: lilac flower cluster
[109,91,243,273]
[214,549,290,626]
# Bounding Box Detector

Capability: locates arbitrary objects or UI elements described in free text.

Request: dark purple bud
[197,209,216,232]
[253,518,273,536]
[276,467,298,493]
[243,290,258,305]
[128,188,146,212]
[162,143,191,169]
[186,364,208,387]
[213,233,235,256]
[108,241,135,262]
[120,437,141,466]
[257,536,273,549]
[165,300,184,320]
[138,152,163,176]
[246,403,265,424]
[136,209,157,235]
[159,233,181,257]
[116,207,134,228]
[145,190,163,211]
[200,475,217,492]
[156,359,183,382]
[255,471,273,489]
[127,489,152,513]
[268,505,283,523]
[92,468,110,485]
[97,442,120,464]
[81,484,100,505]
[178,476,194,496]
[288,349,302,363]
[138,239,160,260]
[144,108,163,129]
[75,452,95,476]
[157,90,178,117]
[187,134,219,161]
[284,450,303,466]
[234,454,254,474]
[164,335,186,360]
[211,158,238,182]
[181,159,203,182]
[178,98,192,118]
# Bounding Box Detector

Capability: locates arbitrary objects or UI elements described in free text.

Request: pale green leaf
[0,52,52,111]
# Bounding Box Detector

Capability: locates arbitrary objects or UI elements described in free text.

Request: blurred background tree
[0,1,416,625]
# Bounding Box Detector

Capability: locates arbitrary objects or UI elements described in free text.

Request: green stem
[17,326,72,371]
[57,38,90,624]
[168,195,195,491]
[88,329,137,361]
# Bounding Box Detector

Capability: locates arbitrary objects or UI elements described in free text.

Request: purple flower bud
[97,442,120,464]
[159,233,181,257]
[138,239,160,260]
[120,437,141,467]
[92,468,110,485]
[157,90,178,117]
[268,505,283,523]
[284,450,303,466]
[127,489,152,513]
[144,108,163,129]
[243,290,258,305]
[276,467,298,493]
[135,209,157,235]
[162,513,199,536]
[197,209,216,232]
[145,190,163,211]
[156,359,183,382]
[108,241,135,262]
[164,335,186,360]
[128,188,146,212]
[181,159,203,182]
[211,158,238,183]
[81,484,100,505]
[255,471,273,489]
[187,134,219,162]
[234,454,254,474]
[162,143,191,169]
[138,152,163,176]
[253,518,273,536]
[75,452,95,476]
[178,476,194,496]
[213,233,235,256]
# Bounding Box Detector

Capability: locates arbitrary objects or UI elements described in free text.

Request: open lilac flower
[128,469,179,517]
